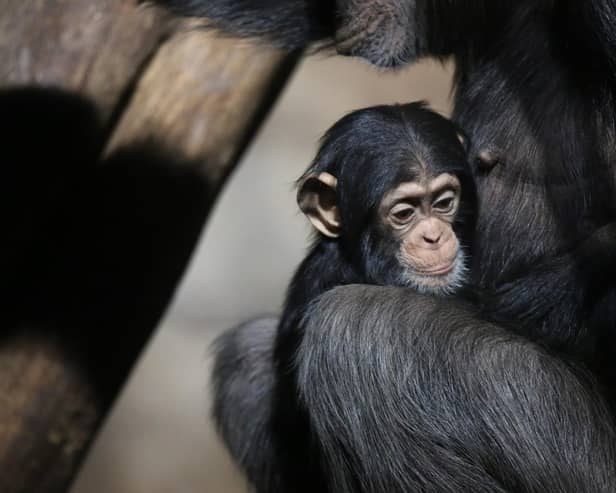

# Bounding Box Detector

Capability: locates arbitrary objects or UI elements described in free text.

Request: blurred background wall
[70,53,453,493]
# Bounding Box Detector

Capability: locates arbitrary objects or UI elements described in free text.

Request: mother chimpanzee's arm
[297,284,616,493]
[153,0,521,64]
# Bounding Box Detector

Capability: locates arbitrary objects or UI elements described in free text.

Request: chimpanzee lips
[416,262,455,276]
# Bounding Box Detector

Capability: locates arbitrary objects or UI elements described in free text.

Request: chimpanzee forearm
[296,284,616,493]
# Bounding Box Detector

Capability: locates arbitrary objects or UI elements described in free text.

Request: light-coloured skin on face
[380,173,466,294]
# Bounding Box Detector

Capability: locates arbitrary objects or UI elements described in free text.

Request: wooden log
[0,6,298,493]
[0,0,173,122]
[0,335,99,493]
[105,22,297,185]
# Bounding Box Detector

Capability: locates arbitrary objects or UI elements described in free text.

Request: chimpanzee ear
[297,172,341,238]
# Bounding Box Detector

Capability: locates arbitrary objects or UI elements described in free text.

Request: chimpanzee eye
[390,204,415,223]
[433,192,456,212]
[434,197,453,210]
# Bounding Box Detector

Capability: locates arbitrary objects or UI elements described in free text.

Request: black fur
[450,4,616,364]
[183,1,616,491]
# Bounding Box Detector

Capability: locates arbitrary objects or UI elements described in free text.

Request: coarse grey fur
[296,284,616,492]
[212,293,616,492]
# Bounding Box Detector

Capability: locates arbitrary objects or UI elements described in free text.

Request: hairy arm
[296,284,616,493]
[154,0,521,64]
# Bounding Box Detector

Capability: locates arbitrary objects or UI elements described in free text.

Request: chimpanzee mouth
[398,248,468,296]
[416,263,455,277]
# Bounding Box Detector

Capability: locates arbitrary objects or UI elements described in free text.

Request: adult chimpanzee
[157,0,616,491]
[212,105,616,492]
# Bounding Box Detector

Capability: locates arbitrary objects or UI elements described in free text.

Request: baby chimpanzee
[282,101,475,330]
[263,102,476,493]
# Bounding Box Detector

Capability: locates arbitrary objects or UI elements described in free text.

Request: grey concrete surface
[70,54,453,493]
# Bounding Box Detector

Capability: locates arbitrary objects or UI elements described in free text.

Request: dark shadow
[0,87,215,405]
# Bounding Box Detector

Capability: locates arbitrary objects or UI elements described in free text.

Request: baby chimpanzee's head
[297,102,475,295]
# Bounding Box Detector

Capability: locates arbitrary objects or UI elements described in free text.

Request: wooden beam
[0,335,99,493]
[0,3,298,492]
[0,0,173,122]
[106,22,296,186]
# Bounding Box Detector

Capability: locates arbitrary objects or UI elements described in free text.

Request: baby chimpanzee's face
[296,102,475,296]
[377,171,467,295]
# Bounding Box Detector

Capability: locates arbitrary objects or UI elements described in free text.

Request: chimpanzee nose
[423,231,441,244]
